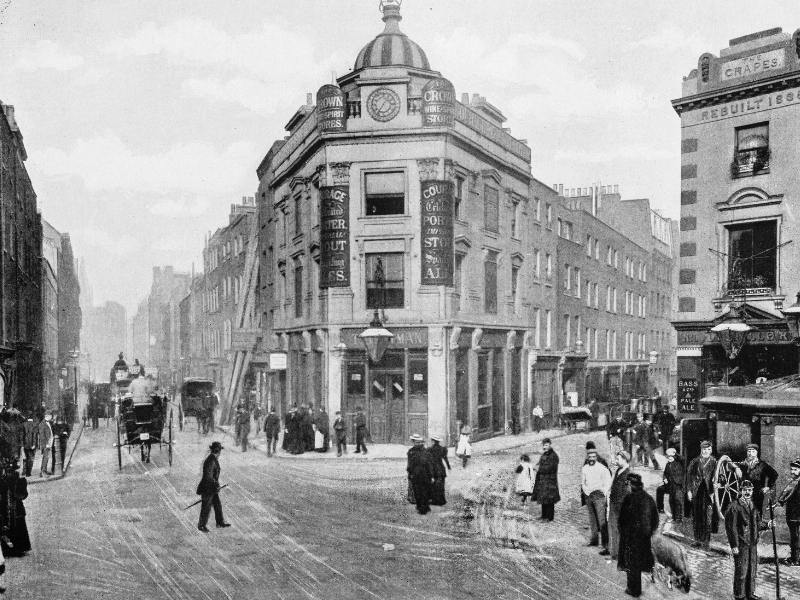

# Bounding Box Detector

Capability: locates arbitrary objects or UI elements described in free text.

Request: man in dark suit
[733,443,778,514]
[724,479,772,600]
[354,407,368,454]
[607,450,632,561]
[196,441,231,532]
[656,447,685,522]
[263,408,281,457]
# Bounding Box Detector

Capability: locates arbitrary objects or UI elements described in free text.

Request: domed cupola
[354,0,431,71]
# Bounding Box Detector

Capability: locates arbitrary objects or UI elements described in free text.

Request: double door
[369,369,405,444]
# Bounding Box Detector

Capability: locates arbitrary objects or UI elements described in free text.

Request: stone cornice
[672,72,800,114]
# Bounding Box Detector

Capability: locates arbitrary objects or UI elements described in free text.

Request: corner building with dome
[255,1,559,444]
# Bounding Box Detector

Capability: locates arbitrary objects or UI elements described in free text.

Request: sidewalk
[216,423,576,460]
[27,423,84,485]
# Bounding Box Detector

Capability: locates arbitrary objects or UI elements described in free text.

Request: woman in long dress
[428,436,451,506]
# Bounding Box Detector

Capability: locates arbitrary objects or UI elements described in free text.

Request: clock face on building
[366,88,401,122]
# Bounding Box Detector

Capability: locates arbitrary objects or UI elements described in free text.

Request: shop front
[339,327,429,444]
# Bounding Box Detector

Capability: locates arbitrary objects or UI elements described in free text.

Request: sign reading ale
[678,378,699,413]
[316,84,347,133]
[421,78,455,127]
[319,186,350,287]
[420,180,454,286]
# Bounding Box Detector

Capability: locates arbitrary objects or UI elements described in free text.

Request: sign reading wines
[420,180,454,286]
[421,77,455,127]
[678,378,699,413]
[316,84,347,133]
[319,186,350,287]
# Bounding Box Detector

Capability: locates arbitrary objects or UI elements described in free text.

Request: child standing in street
[515,454,534,505]
[333,411,347,457]
[455,425,472,468]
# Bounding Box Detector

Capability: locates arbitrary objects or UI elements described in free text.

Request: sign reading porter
[320,186,350,287]
[420,180,454,286]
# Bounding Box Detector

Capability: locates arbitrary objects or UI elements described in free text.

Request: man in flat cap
[196,441,231,532]
[607,450,632,561]
[776,458,800,565]
[725,479,773,600]
[618,472,659,598]
[582,446,612,552]
[733,443,778,514]
[656,447,685,523]
[686,440,718,548]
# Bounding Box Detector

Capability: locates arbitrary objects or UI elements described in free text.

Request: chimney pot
[471,93,480,104]
[306,93,313,105]
[461,93,469,104]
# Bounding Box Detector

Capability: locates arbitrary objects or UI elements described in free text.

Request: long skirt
[430,478,447,506]
[408,478,431,514]
[3,514,31,556]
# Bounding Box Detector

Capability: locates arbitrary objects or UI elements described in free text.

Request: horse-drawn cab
[114,390,174,469]
[180,378,217,434]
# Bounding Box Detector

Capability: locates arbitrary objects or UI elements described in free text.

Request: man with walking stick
[195,441,231,532]
[724,479,774,600]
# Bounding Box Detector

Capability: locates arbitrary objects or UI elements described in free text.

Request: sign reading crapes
[320,186,350,287]
[420,180,454,286]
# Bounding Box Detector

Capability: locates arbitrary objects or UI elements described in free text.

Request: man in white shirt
[582,448,613,552]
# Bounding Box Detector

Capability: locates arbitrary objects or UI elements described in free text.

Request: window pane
[484,260,497,313]
[366,253,404,308]
[484,186,499,232]
[365,172,404,215]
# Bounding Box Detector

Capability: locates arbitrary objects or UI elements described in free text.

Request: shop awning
[701,395,800,411]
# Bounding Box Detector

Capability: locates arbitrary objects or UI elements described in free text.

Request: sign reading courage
[420,180,454,286]
[320,186,350,287]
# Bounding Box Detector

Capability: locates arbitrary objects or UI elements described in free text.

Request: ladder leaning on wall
[220,212,260,425]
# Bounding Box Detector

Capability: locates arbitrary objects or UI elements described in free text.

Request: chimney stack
[461,93,469,104]
[306,92,313,105]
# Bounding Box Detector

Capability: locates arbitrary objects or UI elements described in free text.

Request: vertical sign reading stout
[420,180,454,286]
[319,186,350,287]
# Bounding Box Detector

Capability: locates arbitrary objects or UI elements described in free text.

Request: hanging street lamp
[359,257,393,363]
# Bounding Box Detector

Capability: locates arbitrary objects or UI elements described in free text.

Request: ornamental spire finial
[380,0,402,34]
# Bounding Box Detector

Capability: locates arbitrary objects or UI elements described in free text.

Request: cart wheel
[116,416,122,470]
[168,409,174,467]
[713,455,741,520]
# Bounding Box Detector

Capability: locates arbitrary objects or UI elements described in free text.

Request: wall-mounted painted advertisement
[320,186,350,287]
[421,77,455,127]
[420,180,453,286]
[317,84,347,133]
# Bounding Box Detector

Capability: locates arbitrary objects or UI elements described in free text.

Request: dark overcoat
[196,453,220,496]
[617,488,659,573]
[533,449,560,504]
[608,466,631,512]
[735,459,778,511]
[778,476,800,522]
[264,414,281,438]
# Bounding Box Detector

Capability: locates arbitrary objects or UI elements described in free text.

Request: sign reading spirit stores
[320,186,350,287]
[316,84,347,133]
[420,180,454,286]
[678,378,699,413]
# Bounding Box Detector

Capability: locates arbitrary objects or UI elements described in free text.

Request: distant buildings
[82,301,126,381]
[130,266,190,390]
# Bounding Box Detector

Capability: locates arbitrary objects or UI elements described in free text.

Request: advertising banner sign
[678,378,699,413]
[420,180,454,286]
[421,77,455,127]
[320,186,350,287]
[316,84,347,133]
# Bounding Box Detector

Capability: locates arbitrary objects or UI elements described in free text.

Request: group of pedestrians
[0,409,70,478]
[405,434,450,515]
[277,404,336,455]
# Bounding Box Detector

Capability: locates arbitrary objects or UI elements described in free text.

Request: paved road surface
[8,423,798,599]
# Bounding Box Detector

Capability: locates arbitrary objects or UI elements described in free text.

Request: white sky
[1,0,797,313]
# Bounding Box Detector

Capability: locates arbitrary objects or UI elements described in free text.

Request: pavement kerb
[214,423,582,460]
[661,527,731,557]
[28,422,84,485]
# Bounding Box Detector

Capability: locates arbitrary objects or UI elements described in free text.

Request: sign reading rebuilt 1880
[420,180,453,286]
[320,186,350,287]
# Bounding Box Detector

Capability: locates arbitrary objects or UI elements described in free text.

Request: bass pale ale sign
[320,186,350,287]
[420,180,454,286]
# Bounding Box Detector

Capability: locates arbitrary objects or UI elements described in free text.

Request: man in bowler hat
[196,441,231,532]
